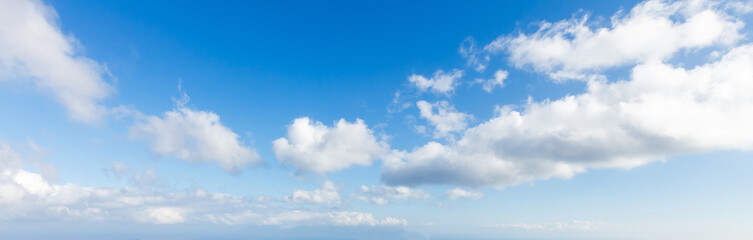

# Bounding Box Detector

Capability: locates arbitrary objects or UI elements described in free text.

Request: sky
[1,0,753,239]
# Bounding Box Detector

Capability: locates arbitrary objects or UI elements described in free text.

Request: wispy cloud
[0,142,405,227]
[286,181,341,205]
[130,106,260,173]
[408,69,464,95]
[355,184,429,205]
[0,0,114,124]
[445,188,483,200]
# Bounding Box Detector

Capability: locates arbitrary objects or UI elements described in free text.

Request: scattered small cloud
[474,70,508,93]
[408,69,464,95]
[286,181,341,205]
[445,188,483,200]
[355,184,429,205]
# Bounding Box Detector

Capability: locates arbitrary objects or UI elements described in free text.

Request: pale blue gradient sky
[1,0,752,239]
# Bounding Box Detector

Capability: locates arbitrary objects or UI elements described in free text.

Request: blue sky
[1,0,753,239]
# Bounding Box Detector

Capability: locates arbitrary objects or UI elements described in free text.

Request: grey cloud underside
[382,42,753,187]
[379,0,753,188]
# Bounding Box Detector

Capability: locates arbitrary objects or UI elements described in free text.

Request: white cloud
[0,0,113,124]
[475,70,509,92]
[273,117,388,174]
[459,37,490,72]
[725,0,753,13]
[417,100,473,139]
[286,181,341,205]
[388,91,414,114]
[143,207,187,224]
[356,185,429,205]
[129,107,260,173]
[486,0,743,80]
[445,188,483,200]
[0,142,406,226]
[408,69,464,94]
[383,43,753,188]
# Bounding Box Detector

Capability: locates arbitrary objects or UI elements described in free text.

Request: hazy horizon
[1,0,752,239]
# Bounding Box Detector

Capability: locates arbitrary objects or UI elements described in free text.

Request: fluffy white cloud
[486,0,743,80]
[286,181,341,205]
[0,0,113,124]
[129,107,260,173]
[356,185,429,205]
[475,70,509,93]
[383,43,753,188]
[0,142,406,226]
[408,69,464,94]
[273,117,388,174]
[417,100,473,139]
[445,188,483,200]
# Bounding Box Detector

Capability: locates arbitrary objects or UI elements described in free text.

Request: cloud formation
[0,142,405,226]
[445,188,483,200]
[286,181,341,205]
[417,100,473,139]
[356,184,429,205]
[273,117,388,174]
[408,69,464,95]
[129,107,260,173]
[384,40,753,188]
[0,0,113,124]
[475,70,509,93]
[485,0,743,80]
[459,37,490,72]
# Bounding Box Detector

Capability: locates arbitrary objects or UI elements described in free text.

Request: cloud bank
[0,142,405,226]
[383,0,753,188]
